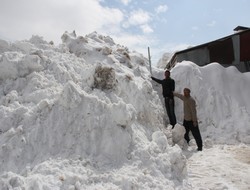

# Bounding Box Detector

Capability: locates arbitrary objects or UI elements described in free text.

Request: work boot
[197,147,202,151]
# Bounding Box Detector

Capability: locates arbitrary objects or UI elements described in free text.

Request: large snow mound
[152,61,250,144]
[172,62,250,144]
[0,32,187,189]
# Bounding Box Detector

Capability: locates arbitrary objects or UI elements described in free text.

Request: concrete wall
[176,47,210,66]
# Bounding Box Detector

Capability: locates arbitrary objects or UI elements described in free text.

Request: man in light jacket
[174,88,203,151]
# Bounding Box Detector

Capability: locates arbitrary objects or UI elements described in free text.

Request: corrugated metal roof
[167,27,250,68]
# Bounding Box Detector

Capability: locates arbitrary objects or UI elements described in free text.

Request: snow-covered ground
[0,31,249,190]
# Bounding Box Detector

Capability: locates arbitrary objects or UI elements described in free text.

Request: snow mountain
[0,31,187,189]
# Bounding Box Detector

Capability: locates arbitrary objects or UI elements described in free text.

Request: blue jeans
[164,97,177,127]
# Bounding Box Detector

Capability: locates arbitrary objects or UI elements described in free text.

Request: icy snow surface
[0,31,250,189]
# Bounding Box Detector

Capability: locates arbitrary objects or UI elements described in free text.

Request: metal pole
[148,47,152,75]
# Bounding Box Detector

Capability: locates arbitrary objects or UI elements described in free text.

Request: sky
[0,0,250,63]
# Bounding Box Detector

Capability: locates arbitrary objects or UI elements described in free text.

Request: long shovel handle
[148,47,152,75]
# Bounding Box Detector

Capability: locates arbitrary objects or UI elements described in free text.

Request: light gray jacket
[174,92,198,122]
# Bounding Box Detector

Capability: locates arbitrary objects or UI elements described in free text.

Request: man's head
[183,88,191,97]
[165,70,170,78]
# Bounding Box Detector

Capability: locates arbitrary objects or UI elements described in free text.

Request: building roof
[167,27,250,67]
[234,26,250,32]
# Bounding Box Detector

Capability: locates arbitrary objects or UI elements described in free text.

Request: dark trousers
[183,120,203,149]
[164,97,177,127]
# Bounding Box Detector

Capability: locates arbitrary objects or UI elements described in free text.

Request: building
[167,26,250,72]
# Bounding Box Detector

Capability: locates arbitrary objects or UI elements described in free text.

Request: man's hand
[193,121,198,127]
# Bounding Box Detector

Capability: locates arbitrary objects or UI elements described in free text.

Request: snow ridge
[0,32,186,189]
[171,61,250,144]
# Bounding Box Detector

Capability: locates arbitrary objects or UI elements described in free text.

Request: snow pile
[156,52,173,69]
[153,61,250,144]
[172,61,250,144]
[0,32,187,189]
[144,60,250,190]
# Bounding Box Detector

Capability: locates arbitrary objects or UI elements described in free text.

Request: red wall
[208,38,234,64]
[240,31,250,61]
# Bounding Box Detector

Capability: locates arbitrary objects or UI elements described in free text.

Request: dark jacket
[151,77,175,98]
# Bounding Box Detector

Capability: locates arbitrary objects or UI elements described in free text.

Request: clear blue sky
[0,0,249,63]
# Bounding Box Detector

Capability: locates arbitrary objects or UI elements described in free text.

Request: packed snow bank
[187,144,250,190]
[170,61,250,144]
[0,32,187,189]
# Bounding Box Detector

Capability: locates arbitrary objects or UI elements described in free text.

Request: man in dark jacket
[151,70,177,128]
